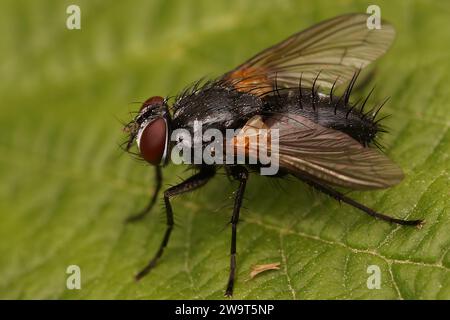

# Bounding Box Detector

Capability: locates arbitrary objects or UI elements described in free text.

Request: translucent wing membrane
[235,115,404,189]
[224,13,395,94]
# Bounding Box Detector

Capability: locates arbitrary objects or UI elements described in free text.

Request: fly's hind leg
[301,177,424,227]
[135,166,216,280]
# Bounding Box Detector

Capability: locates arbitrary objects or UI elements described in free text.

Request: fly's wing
[223,13,395,95]
[233,115,403,190]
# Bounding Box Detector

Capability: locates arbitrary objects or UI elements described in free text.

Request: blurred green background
[0,0,449,299]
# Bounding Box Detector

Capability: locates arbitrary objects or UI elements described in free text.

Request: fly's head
[123,96,170,166]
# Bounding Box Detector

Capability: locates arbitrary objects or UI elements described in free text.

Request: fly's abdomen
[262,88,381,147]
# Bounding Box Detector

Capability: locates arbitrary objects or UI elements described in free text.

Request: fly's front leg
[135,166,216,280]
[225,166,249,297]
[126,166,163,223]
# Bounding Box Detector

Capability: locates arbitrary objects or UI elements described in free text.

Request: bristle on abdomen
[261,82,387,147]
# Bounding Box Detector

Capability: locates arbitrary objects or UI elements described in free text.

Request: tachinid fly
[122,13,423,297]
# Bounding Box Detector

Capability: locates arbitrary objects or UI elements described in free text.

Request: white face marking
[160,118,169,164]
[135,120,151,150]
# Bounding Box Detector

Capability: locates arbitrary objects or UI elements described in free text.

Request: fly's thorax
[171,83,263,131]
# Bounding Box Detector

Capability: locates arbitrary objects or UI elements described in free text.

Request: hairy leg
[301,177,423,226]
[135,167,216,280]
[225,166,249,297]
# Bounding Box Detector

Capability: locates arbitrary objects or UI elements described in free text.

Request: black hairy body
[262,88,381,147]
[123,13,423,298]
[172,80,263,132]
[170,78,382,149]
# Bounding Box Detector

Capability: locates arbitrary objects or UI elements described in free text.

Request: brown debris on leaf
[249,262,281,280]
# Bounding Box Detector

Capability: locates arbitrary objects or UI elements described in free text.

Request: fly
[122,13,423,297]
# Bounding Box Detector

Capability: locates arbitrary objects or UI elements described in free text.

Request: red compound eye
[138,117,167,165]
[140,96,164,112]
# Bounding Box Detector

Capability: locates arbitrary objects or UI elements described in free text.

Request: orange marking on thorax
[226,67,272,95]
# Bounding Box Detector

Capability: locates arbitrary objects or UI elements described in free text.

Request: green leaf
[0,0,449,299]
